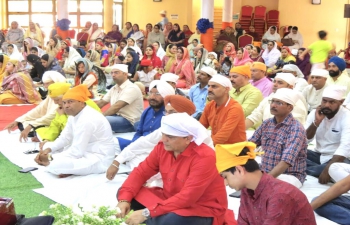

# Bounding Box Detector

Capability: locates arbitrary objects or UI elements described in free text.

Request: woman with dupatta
[87,23,104,50]
[85,50,101,67]
[163,22,173,44]
[46,37,61,58]
[267,46,294,77]
[141,45,162,68]
[105,24,122,45]
[261,26,281,50]
[183,25,193,47]
[219,42,236,64]
[296,47,311,79]
[24,22,44,47]
[27,54,46,82]
[233,48,253,67]
[23,37,34,60]
[194,48,208,74]
[0,59,41,104]
[121,38,143,57]
[125,51,140,80]
[95,41,109,67]
[167,24,185,47]
[170,47,196,88]
[107,43,118,66]
[152,41,166,60]
[75,58,98,97]
[0,54,10,85]
[162,44,177,72]
[127,24,144,49]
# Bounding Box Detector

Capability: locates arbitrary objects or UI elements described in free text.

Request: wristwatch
[142,208,150,219]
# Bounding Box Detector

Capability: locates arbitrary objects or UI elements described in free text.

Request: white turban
[311,69,329,78]
[275,73,296,86]
[161,113,209,146]
[273,88,299,106]
[110,64,128,73]
[42,71,66,83]
[208,52,217,59]
[209,75,232,90]
[322,85,347,100]
[200,66,217,77]
[282,64,304,78]
[149,80,175,98]
[160,73,179,83]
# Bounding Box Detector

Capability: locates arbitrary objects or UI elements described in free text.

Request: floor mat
[0,105,36,130]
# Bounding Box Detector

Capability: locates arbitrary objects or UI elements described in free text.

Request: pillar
[222,0,233,29]
[56,0,69,39]
[104,0,113,32]
[200,0,214,51]
[1,0,7,28]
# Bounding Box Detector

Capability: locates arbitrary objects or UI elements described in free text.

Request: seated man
[188,66,215,119]
[160,73,186,96]
[34,85,115,177]
[200,75,246,145]
[282,64,308,93]
[216,142,316,225]
[116,113,228,225]
[5,71,66,142]
[96,64,144,133]
[246,73,308,129]
[106,95,214,181]
[115,80,175,151]
[306,85,350,184]
[326,56,350,94]
[249,88,307,188]
[229,65,263,117]
[302,69,328,112]
[250,62,273,98]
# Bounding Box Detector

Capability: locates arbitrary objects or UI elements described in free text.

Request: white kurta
[294,77,309,93]
[302,84,328,111]
[16,97,57,128]
[44,106,115,175]
[306,107,350,164]
[246,93,308,127]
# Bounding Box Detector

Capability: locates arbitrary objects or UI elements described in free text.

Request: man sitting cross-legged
[34,85,115,177]
[216,142,316,225]
[116,113,228,225]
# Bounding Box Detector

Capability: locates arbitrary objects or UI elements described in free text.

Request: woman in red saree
[170,47,196,89]
[141,45,162,68]
[183,25,193,47]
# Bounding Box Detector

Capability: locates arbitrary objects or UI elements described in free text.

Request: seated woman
[233,48,253,67]
[6,44,24,61]
[147,25,165,49]
[261,26,281,49]
[121,38,143,57]
[74,58,98,97]
[219,42,236,64]
[22,37,34,60]
[163,22,173,43]
[170,47,196,88]
[187,38,201,63]
[95,41,109,67]
[162,44,177,72]
[245,44,254,55]
[267,46,295,77]
[183,25,193,47]
[116,39,127,55]
[62,47,82,75]
[127,24,144,49]
[105,24,122,45]
[134,59,159,91]
[125,51,139,80]
[261,41,281,70]
[296,47,311,80]
[283,26,303,50]
[250,46,265,63]
[0,55,10,85]
[1,21,24,52]
[107,43,118,66]
[41,54,65,76]
[142,23,153,51]
[152,41,166,60]
[141,45,162,68]
[214,26,237,55]
[56,39,70,65]
[31,46,44,57]
[87,23,104,50]
[24,22,44,47]
[194,48,208,74]
[167,23,185,47]
[46,37,61,58]
[27,54,46,82]
[234,22,246,42]
[246,26,260,41]
[0,59,41,104]
[85,49,101,67]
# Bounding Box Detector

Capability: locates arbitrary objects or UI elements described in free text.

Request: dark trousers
[313,195,350,225]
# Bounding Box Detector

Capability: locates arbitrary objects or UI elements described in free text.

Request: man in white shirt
[282,64,308,93]
[35,85,115,177]
[302,69,328,112]
[245,73,308,130]
[97,64,143,132]
[306,85,350,184]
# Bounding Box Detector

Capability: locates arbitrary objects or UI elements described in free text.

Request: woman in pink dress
[170,47,196,89]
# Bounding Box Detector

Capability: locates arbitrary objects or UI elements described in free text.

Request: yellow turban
[63,84,91,102]
[9,59,18,67]
[252,62,267,72]
[48,83,71,98]
[230,65,251,78]
[215,142,262,173]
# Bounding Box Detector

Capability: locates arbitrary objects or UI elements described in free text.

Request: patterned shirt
[249,114,307,183]
[238,173,316,225]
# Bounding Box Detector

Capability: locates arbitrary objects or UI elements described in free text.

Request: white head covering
[261,41,281,66]
[155,41,166,60]
[273,88,299,106]
[275,73,296,86]
[149,80,175,98]
[200,66,217,77]
[161,73,179,83]
[42,71,67,83]
[161,113,209,146]
[209,75,233,90]
[7,44,24,61]
[63,47,81,70]
[208,52,217,59]
[110,64,129,73]
[322,85,347,100]
[282,64,304,78]
[291,49,298,56]
[311,69,329,78]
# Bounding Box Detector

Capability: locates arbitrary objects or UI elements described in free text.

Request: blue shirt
[188,83,208,118]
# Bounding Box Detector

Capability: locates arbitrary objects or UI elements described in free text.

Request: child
[219,57,232,76]
[134,59,159,91]
[205,52,219,70]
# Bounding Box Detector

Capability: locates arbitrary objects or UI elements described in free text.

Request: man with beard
[199,75,246,145]
[115,80,175,151]
[326,56,350,94]
[188,66,215,119]
[305,85,350,184]
[249,88,307,188]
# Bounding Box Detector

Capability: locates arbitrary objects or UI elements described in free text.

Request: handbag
[282,38,294,46]
[0,198,17,225]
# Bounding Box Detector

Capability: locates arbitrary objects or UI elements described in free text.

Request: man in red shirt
[116,113,228,225]
[216,142,317,225]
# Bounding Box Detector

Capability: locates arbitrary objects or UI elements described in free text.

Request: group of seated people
[2,18,350,225]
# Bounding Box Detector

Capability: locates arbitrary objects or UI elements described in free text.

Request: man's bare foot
[31,136,40,142]
[58,174,73,178]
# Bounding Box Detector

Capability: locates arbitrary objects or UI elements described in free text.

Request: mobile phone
[229,191,241,198]
[24,150,39,154]
[19,167,38,173]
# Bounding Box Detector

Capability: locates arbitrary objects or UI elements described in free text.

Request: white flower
[116,207,121,214]
[64,215,70,219]
[108,215,116,220]
[77,222,84,225]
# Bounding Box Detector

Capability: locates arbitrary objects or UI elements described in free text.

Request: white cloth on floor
[277,174,302,189]
[329,162,350,182]
[44,106,115,175]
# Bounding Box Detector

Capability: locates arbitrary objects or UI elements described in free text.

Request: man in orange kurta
[200,75,246,145]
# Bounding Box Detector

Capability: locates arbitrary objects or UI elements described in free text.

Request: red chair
[254,5,267,19]
[68,30,76,39]
[77,32,89,45]
[238,34,254,48]
[267,10,279,22]
[241,5,253,20]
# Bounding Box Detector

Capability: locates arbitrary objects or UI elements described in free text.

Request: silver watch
[142,208,150,219]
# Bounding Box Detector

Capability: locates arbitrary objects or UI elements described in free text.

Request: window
[113,0,123,30]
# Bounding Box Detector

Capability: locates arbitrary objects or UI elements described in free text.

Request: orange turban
[164,95,196,115]
[62,84,91,102]
[230,65,251,78]
[252,62,267,72]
